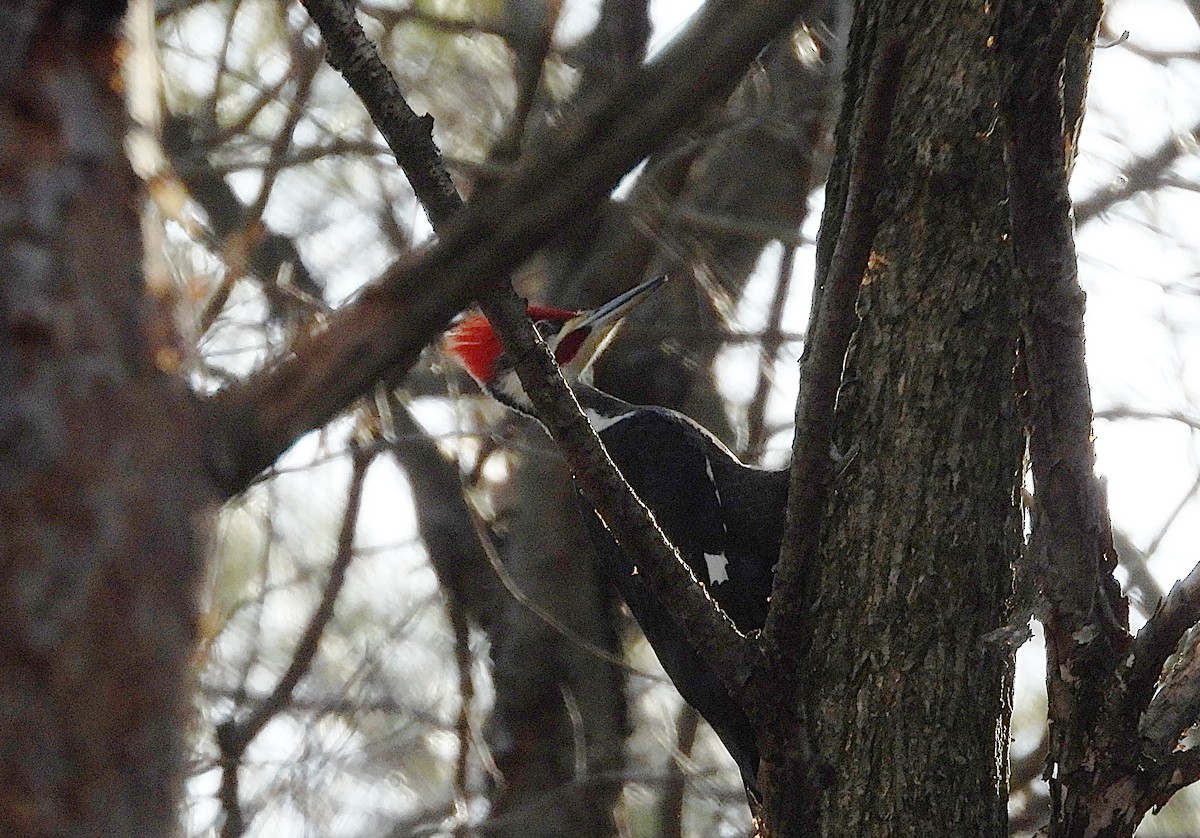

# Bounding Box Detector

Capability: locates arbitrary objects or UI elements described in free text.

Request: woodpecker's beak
[554,275,667,377]
[579,274,668,330]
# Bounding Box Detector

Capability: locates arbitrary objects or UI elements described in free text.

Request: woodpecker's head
[447,275,666,414]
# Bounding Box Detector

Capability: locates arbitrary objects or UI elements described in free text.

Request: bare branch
[216,444,374,837]
[210,0,821,496]
[751,35,906,835]
[464,467,668,683]
[210,0,825,710]
[206,0,710,686]
[1129,559,1200,728]
[745,245,796,462]
[161,113,322,317]
[999,0,1145,829]
[1141,625,1200,763]
[1096,406,1200,433]
[297,0,462,227]
[771,34,906,648]
[1001,0,1128,658]
[1073,117,1200,227]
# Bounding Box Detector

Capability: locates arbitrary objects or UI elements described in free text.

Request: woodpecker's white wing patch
[705,552,729,585]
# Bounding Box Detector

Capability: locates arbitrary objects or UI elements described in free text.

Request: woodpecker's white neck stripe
[584,408,636,433]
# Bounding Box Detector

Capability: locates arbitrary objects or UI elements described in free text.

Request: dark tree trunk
[780,2,1026,834]
[0,8,212,837]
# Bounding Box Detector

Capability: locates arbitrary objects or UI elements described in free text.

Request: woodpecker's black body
[447,276,787,798]
[573,382,786,793]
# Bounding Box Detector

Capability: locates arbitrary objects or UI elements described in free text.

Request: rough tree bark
[768,2,1026,835]
[0,6,213,837]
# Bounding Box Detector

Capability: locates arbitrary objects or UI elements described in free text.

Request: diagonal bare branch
[1073,117,1200,227]
[210,0,824,705]
[215,442,375,837]
[210,0,819,498]
[1129,559,1200,728]
[771,34,906,650]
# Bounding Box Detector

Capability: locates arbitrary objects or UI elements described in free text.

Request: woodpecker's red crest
[447,305,579,385]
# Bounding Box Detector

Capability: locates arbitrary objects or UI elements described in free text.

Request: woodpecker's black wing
[572,388,788,795]
[592,404,784,632]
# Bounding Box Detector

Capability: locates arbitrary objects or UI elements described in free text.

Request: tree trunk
[790,3,1025,835]
[0,8,212,837]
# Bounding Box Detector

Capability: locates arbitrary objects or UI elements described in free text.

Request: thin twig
[1142,469,1200,560]
[1073,116,1200,227]
[448,589,475,838]
[659,704,700,838]
[745,245,796,462]
[387,400,507,634]
[244,37,323,222]
[1096,406,1200,433]
[215,444,374,837]
[465,496,668,684]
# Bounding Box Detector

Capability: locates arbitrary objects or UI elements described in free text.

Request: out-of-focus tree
[4,0,1200,836]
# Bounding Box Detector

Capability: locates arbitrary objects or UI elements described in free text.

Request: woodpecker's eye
[534,319,559,339]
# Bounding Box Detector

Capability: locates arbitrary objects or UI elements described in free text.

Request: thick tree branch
[769,35,905,649]
[1001,0,1128,666]
[1130,559,1200,738]
[750,34,905,837]
[1000,1,1144,833]
[210,0,817,496]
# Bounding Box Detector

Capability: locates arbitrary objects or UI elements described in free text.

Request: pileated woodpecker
[447,276,787,798]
